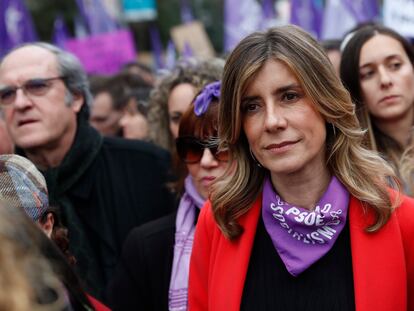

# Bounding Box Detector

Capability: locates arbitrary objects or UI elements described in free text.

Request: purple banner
[64,29,136,74]
[0,0,37,56]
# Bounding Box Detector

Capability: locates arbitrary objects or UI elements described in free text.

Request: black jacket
[22,121,175,300]
[107,212,176,311]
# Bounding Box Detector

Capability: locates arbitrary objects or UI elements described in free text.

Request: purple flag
[290,0,323,39]
[261,0,278,30]
[182,41,194,59]
[165,40,176,70]
[52,15,71,48]
[321,0,378,40]
[0,0,38,57]
[224,0,262,52]
[262,0,275,20]
[75,0,118,35]
[180,0,194,24]
[149,25,164,70]
[342,0,379,23]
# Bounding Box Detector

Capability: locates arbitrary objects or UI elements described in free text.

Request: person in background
[107,81,232,311]
[0,109,13,154]
[119,97,149,140]
[89,75,121,137]
[122,61,155,86]
[89,73,152,138]
[0,154,110,311]
[147,58,224,197]
[340,24,414,195]
[320,39,341,76]
[0,42,175,300]
[147,58,224,152]
[188,25,414,311]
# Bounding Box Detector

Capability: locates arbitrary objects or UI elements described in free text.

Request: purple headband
[194,81,221,116]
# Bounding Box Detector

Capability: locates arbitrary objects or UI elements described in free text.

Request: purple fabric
[149,25,164,70]
[165,40,177,70]
[0,0,38,57]
[290,0,323,39]
[169,176,205,311]
[75,0,118,35]
[262,0,275,20]
[224,0,261,52]
[194,81,221,116]
[262,175,349,276]
[180,0,194,24]
[342,0,379,22]
[181,42,193,59]
[261,0,278,30]
[52,14,71,48]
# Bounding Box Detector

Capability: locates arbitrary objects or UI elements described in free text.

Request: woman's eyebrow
[360,54,402,68]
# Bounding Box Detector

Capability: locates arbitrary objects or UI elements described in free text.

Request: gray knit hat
[0,155,49,221]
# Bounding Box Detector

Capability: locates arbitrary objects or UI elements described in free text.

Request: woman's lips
[201,176,216,186]
[379,95,401,104]
[265,140,299,154]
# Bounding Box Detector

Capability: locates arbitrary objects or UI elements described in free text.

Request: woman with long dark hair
[340,24,414,195]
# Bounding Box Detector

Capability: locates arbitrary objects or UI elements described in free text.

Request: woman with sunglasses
[107,81,231,311]
[188,26,414,311]
[340,24,414,195]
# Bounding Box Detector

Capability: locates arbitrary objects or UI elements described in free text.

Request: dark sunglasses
[0,76,65,106]
[176,136,229,164]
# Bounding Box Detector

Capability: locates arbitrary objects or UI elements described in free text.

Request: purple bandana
[262,175,349,276]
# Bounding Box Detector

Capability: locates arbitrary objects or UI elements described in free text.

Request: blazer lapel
[349,196,406,311]
[213,196,262,311]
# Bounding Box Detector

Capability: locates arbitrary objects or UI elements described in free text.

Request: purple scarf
[169,176,205,311]
[262,175,349,276]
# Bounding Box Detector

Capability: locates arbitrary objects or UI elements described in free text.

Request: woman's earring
[249,148,262,168]
[331,123,337,137]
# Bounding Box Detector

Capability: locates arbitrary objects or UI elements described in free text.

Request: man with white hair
[0,43,175,300]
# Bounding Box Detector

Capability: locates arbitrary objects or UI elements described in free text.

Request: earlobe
[72,94,84,113]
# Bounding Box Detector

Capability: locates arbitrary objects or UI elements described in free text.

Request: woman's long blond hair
[213,25,399,240]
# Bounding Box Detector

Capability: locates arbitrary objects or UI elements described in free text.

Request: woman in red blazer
[189,25,414,311]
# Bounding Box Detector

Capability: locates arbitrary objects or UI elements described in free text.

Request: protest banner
[65,29,136,74]
[170,21,215,58]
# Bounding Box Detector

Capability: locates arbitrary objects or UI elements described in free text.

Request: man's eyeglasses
[176,136,229,164]
[0,76,65,106]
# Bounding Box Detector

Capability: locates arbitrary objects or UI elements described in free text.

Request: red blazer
[189,194,414,311]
